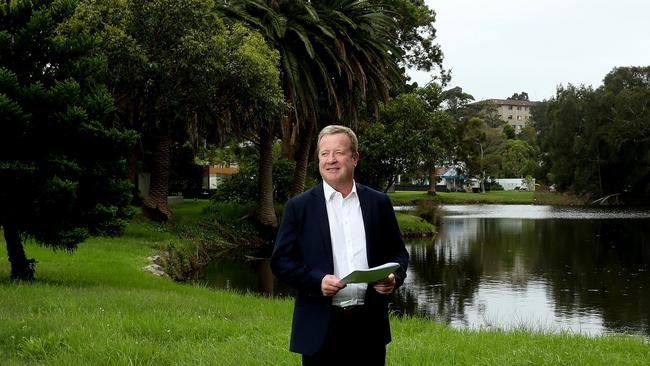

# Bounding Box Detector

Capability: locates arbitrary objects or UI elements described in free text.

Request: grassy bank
[394,212,435,237]
[1,203,648,365]
[388,190,568,206]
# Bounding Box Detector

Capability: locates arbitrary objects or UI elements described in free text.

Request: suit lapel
[311,183,334,271]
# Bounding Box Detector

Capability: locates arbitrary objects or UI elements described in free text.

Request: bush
[212,159,304,204]
[485,180,504,191]
[212,168,258,203]
[272,159,296,203]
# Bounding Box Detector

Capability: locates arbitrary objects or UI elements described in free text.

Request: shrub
[211,159,303,204]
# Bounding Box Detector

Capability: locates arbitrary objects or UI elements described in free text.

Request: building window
[517,106,521,110]
[508,105,513,110]
[508,115,513,119]
[517,115,522,120]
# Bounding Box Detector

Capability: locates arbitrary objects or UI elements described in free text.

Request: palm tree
[290,0,403,196]
[221,0,334,229]
[223,0,403,203]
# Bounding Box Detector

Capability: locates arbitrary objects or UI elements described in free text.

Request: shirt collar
[323,180,357,201]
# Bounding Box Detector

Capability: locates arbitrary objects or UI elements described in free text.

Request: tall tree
[542,85,593,192]
[382,0,444,72]
[458,117,506,192]
[415,83,456,193]
[223,0,403,202]
[508,91,529,101]
[357,86,453,193]
[358,94,427,192]
[63,0,284,222]
[0,0,137,279]
[540,66,650,200]
[497,139,537,178]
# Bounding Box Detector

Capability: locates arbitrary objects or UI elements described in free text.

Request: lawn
[0,202,647,365]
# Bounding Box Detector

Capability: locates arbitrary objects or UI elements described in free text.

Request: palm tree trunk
[4,223,35,280]
[255,124,278,229]
[142,132,172,222]
[280,113,294,160]
[289,119,315,197]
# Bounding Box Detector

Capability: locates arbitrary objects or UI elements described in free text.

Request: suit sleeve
[379,194,409,289]
[270,199,327,296]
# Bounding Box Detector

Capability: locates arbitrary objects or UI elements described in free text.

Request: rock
[143,264,165,276]
[146,255,162,263]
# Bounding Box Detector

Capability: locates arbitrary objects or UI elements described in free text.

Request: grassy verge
[388,190,584,206]
[533,191,588,205]
[1,203,648,365]
[395,212,435,237]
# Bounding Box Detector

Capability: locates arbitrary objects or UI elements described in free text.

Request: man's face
[318,133,359,191]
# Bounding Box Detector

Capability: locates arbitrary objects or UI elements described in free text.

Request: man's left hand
[373,273,396,295]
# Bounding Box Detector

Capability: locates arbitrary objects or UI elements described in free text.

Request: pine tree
[0,0,136,280]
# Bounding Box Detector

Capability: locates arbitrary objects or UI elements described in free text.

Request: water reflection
[442,204,650,219]
[203,258,292,297]
[396,206,650,336]
[202,205,650,337]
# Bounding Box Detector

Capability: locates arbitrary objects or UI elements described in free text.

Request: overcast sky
[408,0,650,102]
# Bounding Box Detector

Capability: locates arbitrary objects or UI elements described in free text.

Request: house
[473,99,538,133]
[202,165,239,190]
[440,168,466,192]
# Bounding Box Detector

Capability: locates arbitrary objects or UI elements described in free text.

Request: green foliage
[496,139,538,178]
[394,212,435,237]
[457,116,506,186]
[377,0,444,74]
[60,0,285,220]
[212,158,299,204]
[0,0,136,277]
[357,83,454,191]
[272,158,298,202]
[508,91,530,101]
[212,167,259,204]
[539,66,650,200]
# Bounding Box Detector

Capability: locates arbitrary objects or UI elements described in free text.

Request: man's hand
[321,274,346,296]
[373,273,396,295]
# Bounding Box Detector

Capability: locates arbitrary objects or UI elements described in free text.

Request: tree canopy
[357,83,454,192]
[539,66,650,201]
[62,0,285,222]
[0,0,137,279]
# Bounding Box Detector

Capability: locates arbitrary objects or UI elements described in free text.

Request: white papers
[340,262,400,284]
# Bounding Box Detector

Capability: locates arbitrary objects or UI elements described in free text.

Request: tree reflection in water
[392,207,650,336]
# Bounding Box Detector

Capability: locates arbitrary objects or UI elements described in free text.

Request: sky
[408,0,650,102]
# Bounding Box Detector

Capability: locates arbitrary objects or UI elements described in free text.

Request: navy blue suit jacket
[271,182,409,355]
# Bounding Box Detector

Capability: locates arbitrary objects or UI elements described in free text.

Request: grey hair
[317,125,358,155]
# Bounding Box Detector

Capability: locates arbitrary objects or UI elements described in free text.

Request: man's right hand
[321,274,345,296]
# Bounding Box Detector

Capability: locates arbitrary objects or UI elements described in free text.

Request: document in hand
[341,262,400,284]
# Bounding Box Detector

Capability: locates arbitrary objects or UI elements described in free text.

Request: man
[271,125,409,365]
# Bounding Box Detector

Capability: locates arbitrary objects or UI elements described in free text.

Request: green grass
[395,212,435,237]
[390,190,538,205]
[533,191,588,205]
[1,202,648,365]
[0,214,297,365]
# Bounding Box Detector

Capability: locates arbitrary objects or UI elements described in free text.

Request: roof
[473,99,539,107]
[204,166,239,175]
[441,168,464,179]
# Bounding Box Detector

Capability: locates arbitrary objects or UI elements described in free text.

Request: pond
[203,204,650,337]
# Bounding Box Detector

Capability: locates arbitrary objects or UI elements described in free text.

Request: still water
[204,205,650,336]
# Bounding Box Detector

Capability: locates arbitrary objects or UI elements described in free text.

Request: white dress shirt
[323,181,369,307]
